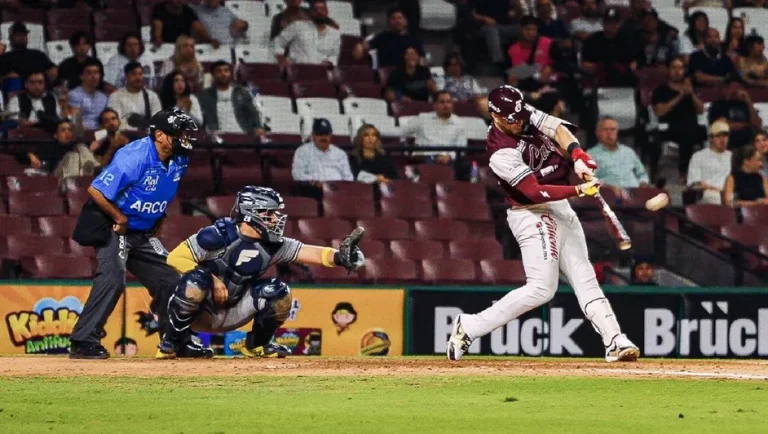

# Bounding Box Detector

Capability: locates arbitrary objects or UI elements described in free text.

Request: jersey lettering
[235,250,260,266]
[129,200,168,214]
[98,171,114,186]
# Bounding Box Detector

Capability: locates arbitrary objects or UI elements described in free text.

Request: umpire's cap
[149,108,198,155]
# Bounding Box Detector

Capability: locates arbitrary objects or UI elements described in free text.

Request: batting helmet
[487,85,533,124]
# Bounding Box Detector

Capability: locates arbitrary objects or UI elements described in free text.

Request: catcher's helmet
[149,108,198,156]
[232,186,287,242]
[487,85,533,124]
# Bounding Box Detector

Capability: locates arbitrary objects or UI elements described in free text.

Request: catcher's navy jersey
[184,218,302,304]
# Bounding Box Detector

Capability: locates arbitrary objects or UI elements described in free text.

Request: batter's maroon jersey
[486,117,574,206]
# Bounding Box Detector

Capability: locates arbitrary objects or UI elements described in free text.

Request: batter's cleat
[240,342,291,358]
[69,342,110,360]
[447,314,474,361]
[605,333,640,362]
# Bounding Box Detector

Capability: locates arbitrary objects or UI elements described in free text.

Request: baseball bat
[595,192,632,250]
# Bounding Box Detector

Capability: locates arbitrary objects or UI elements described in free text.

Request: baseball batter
[447,85,640,362]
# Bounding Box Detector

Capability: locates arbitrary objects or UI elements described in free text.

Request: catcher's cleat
[155,340,177,359]
[446,314,474,361]
[605,333,640,362]
[240,342,292,359]
[177,339,214,359]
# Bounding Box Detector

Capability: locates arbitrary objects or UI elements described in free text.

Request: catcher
[156,186,365,359]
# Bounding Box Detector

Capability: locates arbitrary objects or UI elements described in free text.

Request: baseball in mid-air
[645,193,670,211]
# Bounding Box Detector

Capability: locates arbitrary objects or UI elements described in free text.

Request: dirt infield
[1,356,767,380]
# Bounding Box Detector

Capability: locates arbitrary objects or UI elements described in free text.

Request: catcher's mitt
[338,226,365,272]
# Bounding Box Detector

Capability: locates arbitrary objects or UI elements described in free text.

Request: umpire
[70,108,198,359]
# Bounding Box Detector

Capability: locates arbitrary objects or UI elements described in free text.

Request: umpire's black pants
[70,231,179,345]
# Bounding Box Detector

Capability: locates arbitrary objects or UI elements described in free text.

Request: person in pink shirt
[508,16,552,68]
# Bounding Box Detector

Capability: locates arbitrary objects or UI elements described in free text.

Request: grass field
[0,357,766,434]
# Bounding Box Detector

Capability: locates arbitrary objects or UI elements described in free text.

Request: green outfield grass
[0,374,766,434]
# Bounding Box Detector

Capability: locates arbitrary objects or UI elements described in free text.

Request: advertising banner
[407,288,768,358]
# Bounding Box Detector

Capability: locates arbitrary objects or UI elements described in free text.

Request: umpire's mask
[149,108,198,156]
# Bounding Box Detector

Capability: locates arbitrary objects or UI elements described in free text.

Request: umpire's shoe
[69,342,110,360]
[240,341,291,358]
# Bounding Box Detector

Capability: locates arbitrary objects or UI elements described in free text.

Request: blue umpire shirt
[90,136,188,231]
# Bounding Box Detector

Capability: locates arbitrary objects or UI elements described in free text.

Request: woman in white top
[159,35,205,93]
[678,11,708,57]
[159,71,203,126]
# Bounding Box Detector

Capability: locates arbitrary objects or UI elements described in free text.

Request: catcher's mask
[232,186,287,242]
[149,108,198,156]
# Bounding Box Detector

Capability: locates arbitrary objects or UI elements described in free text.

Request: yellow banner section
[0,285,404,357]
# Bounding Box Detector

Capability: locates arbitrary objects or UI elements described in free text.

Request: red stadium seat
[6,235,66,259]
[0,216,32,236]
[323,196,376,219]
[3,8,45,23]
[68,239,96,258]
[364,258,419,284]
[414,218,469,240]
[331,238,388,258]
[236,64,283,83]
[21,256,93,279]
[721,224,767,269]
[310,265,365,283]
[0,155,26,176]
[284,196,320,218]
[355,217,411,240]
[449,238,503,261]
[417,165,455,183]
[437,198,491,222]
[247,79,291,97]
[37,216,78,237]
[178,165,215,199]
[66,190,90,215]
[9,192,65,216]
[62,175,94,194]
[93,10,138,28]
[292,80,338,98]
[741,206,768,226]
[287,64,332,82]
[161,215,211,238]
[47,8,91,25]
[337,65,376,84]
[322,182,374,199]
[220,167,263,195]
[685,204,736,231]
[393,101,433,117]
[453,101,483,118]
[94,24,138,42]
[479,259,527,285]
[206,196,235,218]
[435,182,487,201]
[380,180,432,199]
[421,258,476,284]
[380,197,434,219]
[390,239,445,260]
[6,175,60,193]
[297,218,354,240]
[47,24,93,41]
[340,83,383,99]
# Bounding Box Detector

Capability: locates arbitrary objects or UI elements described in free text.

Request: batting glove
[571,148,597,180]
[576,178,601,197]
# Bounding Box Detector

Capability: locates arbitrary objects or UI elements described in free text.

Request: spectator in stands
[581,8,639,86]
[740,35,768,88]
[753,130,768,177]
[0,22,57,83]
[400,91,468,163]
[637,9,677,67]
[350,124,398,184]
[273,0,342,67]
[589,116,650,190]
[292,118,353,183]
[686,120,732,204]
[89,108,129,167]
[18,119,78,175]
[52,119,99,179]
[158,35,204,92]
[191,0,249,46]
[513,63,559,102]
[107,62,162,131]
[468,0,522,68]
[353,8,425,69]
[270,0,311,39]
[689,28,736,87]
[724,145,768,207]
[196,61,264,136]
[152,0,217,48]
[708,76,762,148]
[631,257,657,286]
[68,59,109,131]
[160,71,203,126]
[104,33,145,89]
[508,15,552,69]
[569,0,603,46]
[678,11,708,57]
[442,53,489,118]
[535,0,568,40]
[652,56,706,178]
[7,72,64,128]
[385,47,436,102]
[623,1,676,42]
[57,31,106,92]
[722,17,746,65]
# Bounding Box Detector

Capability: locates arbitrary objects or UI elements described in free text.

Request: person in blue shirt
[69,108,202,359]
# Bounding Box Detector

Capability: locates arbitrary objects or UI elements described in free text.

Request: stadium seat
[342,97,388,117]
[364,258,419,284]
[258,95,294,116]
[264,113,302,134]
[288,63,332,82]
[9,192,65,216]
[6,234,66,259]
[381,180,432,199]
[479,259,526,285]
[220,167,264,194]
[355,217,411,240]
[6,175,60,193]
[449,238,503,261]
[417,165,455,183]
[414,218,469,240]
[21,256,93,279]
[310,265,365,283]
[196,44,233,63]
[62,176,95,194]
[293,80,338,99]
[296,97,342,116]
[66,190,90,215]
[685,204,736,231]
[331,238,388,258]
[323,196,376,219]
[462,117,491,140]
[68,239,96,258]
[47,24,93,42]
[2,7,45,24]
[46,40,73,65]
[393,101,434,117]
[342,83,383,99]
[327,1,356,20]
[419,0,457,31]
[226,1,267,19]
[422,258,475,284]
[298,218,354,240]
[390,239,445,260]
[337,65,376,84]
[37,216,78,237]
[435,182,486,201]
[0,155,26,176]
[380,197,434,219]
[0,216,32,236]
[178,165,215,199]
[235,47,276,65]
[206,196,235,218]
[323,182,374,199]
[299,114,351,138]
[741,206,768,227]
[438,198,491,222]
[721,224,767,269]
[430,66,445,89]
[284,196,320,218]
[336,18,362,37]
[349,115,399,138]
